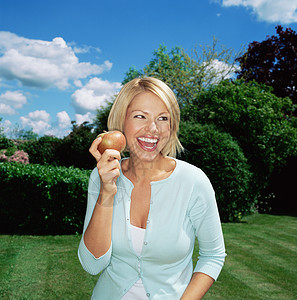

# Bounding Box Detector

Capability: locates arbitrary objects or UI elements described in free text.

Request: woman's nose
[147,120,158,133]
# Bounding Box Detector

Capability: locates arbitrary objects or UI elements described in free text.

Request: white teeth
[138,137,158,143]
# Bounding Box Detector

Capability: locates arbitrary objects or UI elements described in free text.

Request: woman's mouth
[137,137,159,152]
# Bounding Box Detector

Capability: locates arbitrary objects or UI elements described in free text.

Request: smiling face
[123,91,171,162]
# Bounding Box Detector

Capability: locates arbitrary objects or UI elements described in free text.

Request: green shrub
[179,121,253,222]
[0,163,91,234]
[182,80,297,204]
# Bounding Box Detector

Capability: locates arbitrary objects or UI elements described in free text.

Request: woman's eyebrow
[130,109,147,113]
[130,109,169,116]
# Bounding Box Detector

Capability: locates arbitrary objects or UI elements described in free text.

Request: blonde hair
[107,77,183,157]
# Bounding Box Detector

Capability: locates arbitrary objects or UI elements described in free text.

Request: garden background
[1,26,297,299]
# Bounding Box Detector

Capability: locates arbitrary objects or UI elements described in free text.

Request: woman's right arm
[78,137,121,274]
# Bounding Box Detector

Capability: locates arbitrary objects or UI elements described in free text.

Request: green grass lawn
[1,213,296,299]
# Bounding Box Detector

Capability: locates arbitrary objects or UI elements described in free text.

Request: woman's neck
[122,155,175,183]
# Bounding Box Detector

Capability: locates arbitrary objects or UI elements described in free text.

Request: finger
[89,137,102,161]
[99,165,121,185]
[110,158,121,171]
[98,156,120,171]
[97,155,121,176]
[101,149,121,162]
[112,168,121,182]
[89,136,102,153]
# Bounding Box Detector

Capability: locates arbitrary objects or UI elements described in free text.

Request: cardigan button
[146,293,150,297]
[144,241,148,246]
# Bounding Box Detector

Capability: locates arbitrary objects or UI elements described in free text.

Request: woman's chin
[131,148,162,163]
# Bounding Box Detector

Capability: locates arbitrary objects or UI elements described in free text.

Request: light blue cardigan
[78,158,226,299]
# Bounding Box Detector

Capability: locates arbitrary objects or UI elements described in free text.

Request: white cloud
[19,109,73,137]
[74,80,83,87]
[0,90,27,115]
[57,111,71,128]
[220,0,297,24]
[20,110,51,134]
[44,111,72,137]
[0,32,112,90]
[203,59,240,85]
[72,44,101,54]
[0,103,15,115]
[75,112,94,125]
[71,77,121,114]
[27,110,50,122]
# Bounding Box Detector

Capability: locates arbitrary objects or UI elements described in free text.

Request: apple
[97,130,126,154]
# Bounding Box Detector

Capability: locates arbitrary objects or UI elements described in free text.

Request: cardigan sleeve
[78,168,112,275]
[189,169,226,281]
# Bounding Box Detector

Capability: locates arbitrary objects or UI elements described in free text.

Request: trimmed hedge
[179,121,253,222]
[0,162,91,235]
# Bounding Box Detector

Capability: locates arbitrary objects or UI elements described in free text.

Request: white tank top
[120,224,147,299]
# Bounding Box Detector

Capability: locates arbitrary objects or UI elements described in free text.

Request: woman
[78,77,226,299]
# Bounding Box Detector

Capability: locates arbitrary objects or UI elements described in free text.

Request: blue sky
[1,0,297,137]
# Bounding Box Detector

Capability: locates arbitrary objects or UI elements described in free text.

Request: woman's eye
[134,114,145,119]
[159,116,169,121]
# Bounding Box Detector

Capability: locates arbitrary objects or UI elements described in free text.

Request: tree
[123,40,242,108]
[56,121,97,169]
[12,128,39,140]
[95,41,241,131]
[236,25,297,107]
[93,100,114,134]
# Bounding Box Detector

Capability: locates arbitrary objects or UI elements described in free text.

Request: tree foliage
[93,100,114,134]
[56,121,97,169]
[11,127,39,140]
[236,25,297,107]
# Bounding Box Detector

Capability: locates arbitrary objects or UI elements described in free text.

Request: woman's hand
[89,137,121,197]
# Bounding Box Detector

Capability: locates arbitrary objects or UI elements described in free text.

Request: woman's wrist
[181,272,214,299]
